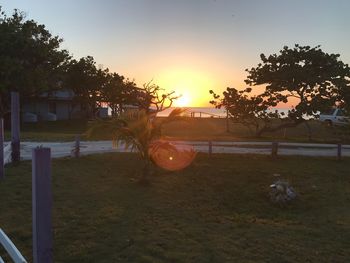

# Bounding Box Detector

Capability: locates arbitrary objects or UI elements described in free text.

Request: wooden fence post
[271,142,279,158]
[0,118,4,179]
[32,147,53,263]
[337,143,342,161]
[11,92,20,163]
[74,135,80,158]
[208,141,213,157]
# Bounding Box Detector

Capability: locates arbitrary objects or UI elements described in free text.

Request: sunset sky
[2,0,350,106]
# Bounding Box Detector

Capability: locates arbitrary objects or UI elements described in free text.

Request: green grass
[0,153,350,262]
[4,120,89,141]
[5,118,350,143]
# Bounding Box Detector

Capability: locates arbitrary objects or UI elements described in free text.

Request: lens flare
[149,140,196,171]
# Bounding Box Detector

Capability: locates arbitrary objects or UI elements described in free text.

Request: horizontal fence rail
[170,141,350,158]
[188,111,226,118]
[2,140,350,162]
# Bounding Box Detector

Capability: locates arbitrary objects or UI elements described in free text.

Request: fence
[1,147,52,263]
[188,111,226,118]
[175,141,349,159]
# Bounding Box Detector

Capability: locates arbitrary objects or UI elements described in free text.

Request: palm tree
[87,108,186,181]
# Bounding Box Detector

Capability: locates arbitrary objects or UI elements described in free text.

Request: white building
[22,89,108,122]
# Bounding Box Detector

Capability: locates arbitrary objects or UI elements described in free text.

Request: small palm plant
[87,108,186,181]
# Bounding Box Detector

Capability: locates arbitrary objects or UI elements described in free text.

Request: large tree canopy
[0,7,70,115]
[211,45,350,136]
[210,87,281,136]
[64,56,107,118]
[245,44,350,117]
[101,73,138,116]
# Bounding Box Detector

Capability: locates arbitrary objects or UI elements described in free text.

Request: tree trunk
[304,122,312,141]
[256,120,305,137]
[140,148,152,184]
[139,160,151,184]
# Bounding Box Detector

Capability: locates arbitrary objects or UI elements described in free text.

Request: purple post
[11,92,20,163]
[32,147,53,263]
[0,118,4,179]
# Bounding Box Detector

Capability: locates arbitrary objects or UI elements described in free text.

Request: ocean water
[156,107,291,118]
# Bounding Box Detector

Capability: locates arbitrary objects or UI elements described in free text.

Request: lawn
[0,153,349,262]
[4,120,89,142]
[4,118,350,143]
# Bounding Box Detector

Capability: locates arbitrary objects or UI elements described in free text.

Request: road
[3,140,350,164]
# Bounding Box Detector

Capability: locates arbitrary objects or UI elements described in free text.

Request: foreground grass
[0,153,349,262]
[5,118,350,143]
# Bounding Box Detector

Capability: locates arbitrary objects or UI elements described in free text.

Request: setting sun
[156,68,217,107]
[175,93,191,107]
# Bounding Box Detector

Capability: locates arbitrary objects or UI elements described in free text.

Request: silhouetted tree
[211,45,350,137]
[101,73,138,116]
[135,80,179,114]
[64,56,107,118]
[0,7,70,116]
[210,87,282,136]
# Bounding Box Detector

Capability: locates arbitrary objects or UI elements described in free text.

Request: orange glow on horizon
[132,66,296,109]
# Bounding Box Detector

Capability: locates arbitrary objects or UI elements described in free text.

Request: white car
[44,112,57,121]
[319,108,349,126]
[22,112,38,123]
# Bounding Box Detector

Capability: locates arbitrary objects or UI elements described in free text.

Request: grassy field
[4,120,88,141]
[4,118,350,143]
[0,153,349,262]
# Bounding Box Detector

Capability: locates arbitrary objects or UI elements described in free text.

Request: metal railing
[188,111,226,118]
[0,229,27,263]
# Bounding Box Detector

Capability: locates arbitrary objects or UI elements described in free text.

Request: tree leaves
[0,7,70,115]
[211,44,350,136]
[245,44,350,116]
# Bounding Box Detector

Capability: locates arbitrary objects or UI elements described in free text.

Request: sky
[1,0,350,106]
